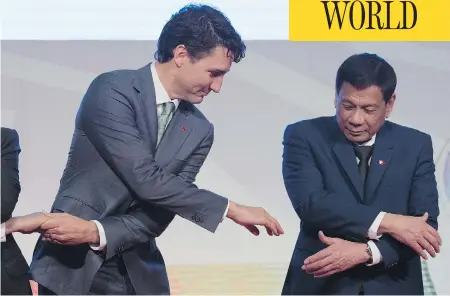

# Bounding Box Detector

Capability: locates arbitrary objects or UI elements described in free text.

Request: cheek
[194,76,211,89]
[366,116,384,132]
[337,109,351,122]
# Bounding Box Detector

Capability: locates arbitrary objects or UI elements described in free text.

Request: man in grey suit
[18,4,284,295]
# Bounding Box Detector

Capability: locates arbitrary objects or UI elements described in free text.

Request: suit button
[192,213,204,223]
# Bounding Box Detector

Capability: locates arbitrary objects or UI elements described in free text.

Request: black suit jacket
[1,127,31,295]
[281,116,439,295]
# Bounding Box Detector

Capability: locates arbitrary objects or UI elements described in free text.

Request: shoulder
[1,127,20,152]
[91,68,136,89]
[82,68,140,110]
[387,121,431,144]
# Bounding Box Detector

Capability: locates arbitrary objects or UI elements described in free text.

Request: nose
[348,109,364,126]
[210,77,223,93]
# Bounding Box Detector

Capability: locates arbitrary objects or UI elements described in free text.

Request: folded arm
[282,124,380,241]
[374,133,439,268]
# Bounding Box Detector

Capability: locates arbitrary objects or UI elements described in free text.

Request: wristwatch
[365,243,374,265]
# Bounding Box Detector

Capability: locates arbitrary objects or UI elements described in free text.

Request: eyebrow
[341,98,378,107]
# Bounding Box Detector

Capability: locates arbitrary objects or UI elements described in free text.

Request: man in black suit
[1,127,32,295]
[281,53,441,294]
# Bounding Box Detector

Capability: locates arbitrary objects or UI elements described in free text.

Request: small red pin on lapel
[180,125,186,131]
[379,160,386,166]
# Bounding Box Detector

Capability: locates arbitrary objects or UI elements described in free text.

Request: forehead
[339,82,384,105]
[195,46,233,71]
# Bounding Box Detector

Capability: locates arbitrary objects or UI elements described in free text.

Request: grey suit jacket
[30,63,228,295]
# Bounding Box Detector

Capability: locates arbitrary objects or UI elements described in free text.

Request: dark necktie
[354,145,373,187]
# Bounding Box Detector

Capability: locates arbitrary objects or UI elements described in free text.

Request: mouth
[347,129,365,136]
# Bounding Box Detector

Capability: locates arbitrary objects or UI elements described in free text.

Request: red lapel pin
[180,125,186,131]
[379,160,386,166]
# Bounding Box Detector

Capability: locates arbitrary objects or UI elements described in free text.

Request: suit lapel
[154,101,192,166]
[330,117,364,199]
[365,123,394,203]
[333,142,364,199]
[133,63,159,153]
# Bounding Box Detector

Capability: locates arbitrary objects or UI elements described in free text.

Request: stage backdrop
[1,41,449,295]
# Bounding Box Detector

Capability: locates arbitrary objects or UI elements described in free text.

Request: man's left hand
[302,231,370,278]
[40,213,99,245]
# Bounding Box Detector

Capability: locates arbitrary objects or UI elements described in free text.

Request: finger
[421,212,429,221]
[418,237,436,258]
[267,218,282,236]
[314,268,340,278]
[426,226,442,246]
[40,219,60,230]
[310,260,336,275]
[318,231,334,245]
[272,217,284,235]
[245,225,260,236]
[303,255,334,272]
[410,241,428,260]
[263,216,279,236]
[50,234,67,243]
[424,232,440,254]
[304,248,332,265]
[264,226,273,236]
[269,218,281,236]
[42,237,63,244]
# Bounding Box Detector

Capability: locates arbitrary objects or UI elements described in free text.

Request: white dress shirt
[357,134,385,266]
[1,223,5,242]
[90,62,229,251]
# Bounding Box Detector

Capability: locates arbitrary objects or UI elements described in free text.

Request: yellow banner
[289,0,450,41]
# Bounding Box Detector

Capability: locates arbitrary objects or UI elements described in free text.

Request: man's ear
[385,93,396,118]
[173,45,189,67]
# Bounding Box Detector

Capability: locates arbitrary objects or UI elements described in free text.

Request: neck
[154,61,184,100]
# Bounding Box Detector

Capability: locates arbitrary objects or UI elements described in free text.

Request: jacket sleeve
[79,73,228,234]
[99,125,216,260]
[374,133,439,268]
[1,128,22,222]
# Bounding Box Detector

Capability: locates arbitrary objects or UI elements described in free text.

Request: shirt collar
[150,62,180,109]
[359,134,376,146]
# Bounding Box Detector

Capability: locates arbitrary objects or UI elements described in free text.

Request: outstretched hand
[226,201,284,236]
[5,212,53,235]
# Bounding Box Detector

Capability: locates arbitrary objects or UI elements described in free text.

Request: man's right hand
[5,212,52,235]
[379,212,441,259]
[226,201,284,236]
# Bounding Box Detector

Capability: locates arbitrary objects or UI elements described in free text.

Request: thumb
[421,212,429,221]
[318,231,334,245]
[245,225,260,236]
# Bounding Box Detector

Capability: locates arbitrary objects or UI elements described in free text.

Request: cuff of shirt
[220,200,230,223]
[366,240,382,266]
[367,211,386,240]
[89,220,107,251]
[1,223,5,242]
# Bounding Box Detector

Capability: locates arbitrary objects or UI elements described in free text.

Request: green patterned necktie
[156,101,176,146]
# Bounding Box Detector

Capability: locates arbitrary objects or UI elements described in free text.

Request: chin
[345,133,370,143]
[188,96,204,104]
